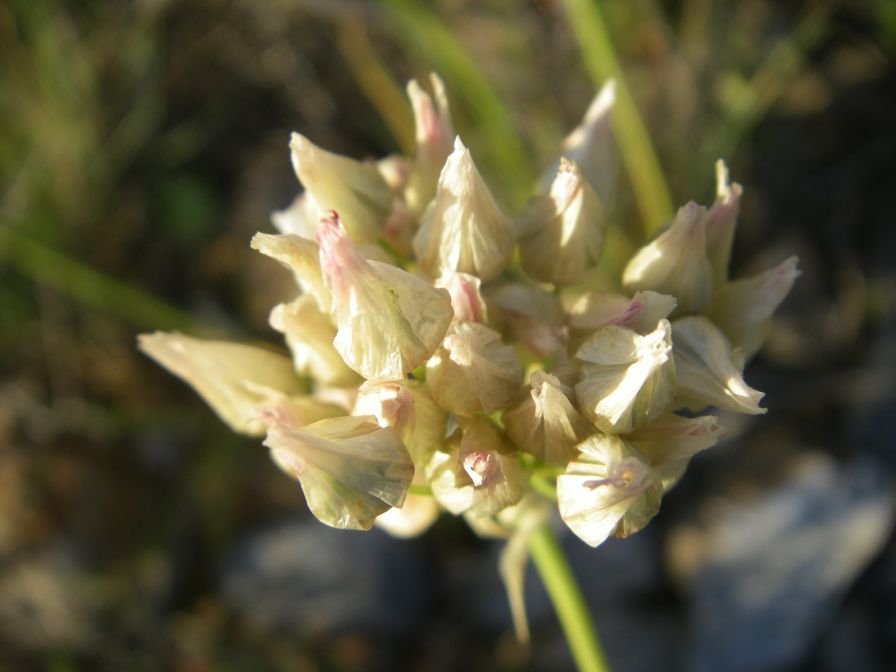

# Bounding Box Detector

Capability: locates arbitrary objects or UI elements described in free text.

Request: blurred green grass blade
[338,17,416,156]
[378,0,532,204]
[0,227,196,331]
[561,0,674,237]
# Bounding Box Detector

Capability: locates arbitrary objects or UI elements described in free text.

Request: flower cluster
[140,75,798,637]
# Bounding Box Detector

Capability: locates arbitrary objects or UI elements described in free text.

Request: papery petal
[518,158,606,286]
[672,316,766,414]
[487,282,567,357]
[558,433,661,547]
[704,160,743,285]
[503,371,594,465]
[251,232,331,313]
[622,202,713,315]
[626,412,724,491]
[271,193,320,239]
[261,407,414,530]
[568,289,677,335]
[574,320,676,434]
[540,80,616,203]
[317,213,453,380]
[290,133,392,244]
[268,295,360,386]
[139,332,303,436]
[426,322,522,416]
[427,419,527,517]
[708,256,800,360]
[436,271,488,324]
[406,73,454,213]
[413,137,514,281]
[353,379,447,466]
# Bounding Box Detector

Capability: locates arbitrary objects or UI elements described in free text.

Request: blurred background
[1,0,895,670]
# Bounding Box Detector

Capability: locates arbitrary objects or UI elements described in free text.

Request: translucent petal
[290,133,392,244]
[622,202,713,315]
[426,322,522,416]
[487,282,567,357]
[435,271,488,323]
[704,160,743,285]
[413,137,514,281]
[427,419,527,517]
[627,412,724,491]
[672,316,766,414]
[268,295,360,386]
[568,290,676,335]
[574,320,676,433]
[406,73,454,213]
[518,159,606,286]
[251,232,331,313]
[261,408,414,530]
[503,371,594,465]
[317,214,453,380]
[558,434,661,547]
[138,332,302,436]
[708,256,800,360]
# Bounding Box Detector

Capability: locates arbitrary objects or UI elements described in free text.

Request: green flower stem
[528,524,610,672]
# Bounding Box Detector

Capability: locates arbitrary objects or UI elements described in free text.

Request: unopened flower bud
[317,213,453,380]
[503,371,594,466]
[405,74,454,213]
[138,332,303,436]
[427,419,528,517]
[269,296,360,386]
[436,271,488,323]
[704,160,743,285]
[488,283,567,357]
[708,256,800,360]
[626,413,724,491]
[568,289,677,335]
[413,137,514,281]
[672,316,766,414]
[540,80,616,203]
[575,319,676,434]
[623,202,713,315]
[518,158,606,286]
[260,405,414,530]
[426,322,522,416]
[558,433,661,547]
[251,232,330,313]
[290,133,392,243]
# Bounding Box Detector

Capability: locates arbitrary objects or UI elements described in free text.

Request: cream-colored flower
[413,137,514,281]
[290,133,392,244]
[427,419,528,517]
[503,371,594,466]
[540,80,616,203]
[426,321,522,416]
[487,282,567,357]
[518,158,606,286]
[261,405,414,530]
[708,256,800,360]
[138,332,303,436]
[251,232,330,313]
[405,73,454,213]
[704,160,743,285]
[622,202,713,315]
[435,270,488,323]
[626,412,724,491]
[268,295,359,386]
[574,320,676,434]
[568,289,677,335]
[672,316,766,414]
[558,433,661,547]
[317,213,453,381]
[353,379,446,466]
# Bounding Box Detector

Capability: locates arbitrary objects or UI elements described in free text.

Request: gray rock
[674,453,894,672]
